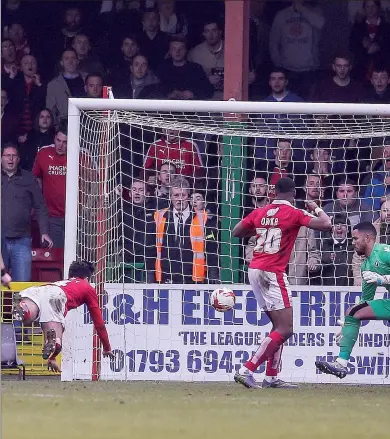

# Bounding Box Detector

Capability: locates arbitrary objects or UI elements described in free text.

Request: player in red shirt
[12,260,114,372]
[144,129,204,179]
[233,177,332,388]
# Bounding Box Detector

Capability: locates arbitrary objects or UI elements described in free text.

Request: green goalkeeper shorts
[367,299,390,320]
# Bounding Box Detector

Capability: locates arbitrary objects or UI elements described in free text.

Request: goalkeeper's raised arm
[316,222,390,379]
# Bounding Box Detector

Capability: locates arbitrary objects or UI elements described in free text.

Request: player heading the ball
[233,177,332,388]
[12,260,114,372]
[316,222,390,379]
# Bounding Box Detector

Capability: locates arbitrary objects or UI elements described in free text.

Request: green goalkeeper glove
[362,271,390,286]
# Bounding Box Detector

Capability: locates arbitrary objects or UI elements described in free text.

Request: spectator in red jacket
[32,122,68,248]
[144,129,204,186]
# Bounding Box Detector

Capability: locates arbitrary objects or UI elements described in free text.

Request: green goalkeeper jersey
[361,243,390,301]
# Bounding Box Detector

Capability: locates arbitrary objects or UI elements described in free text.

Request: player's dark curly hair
[68,260,95,279]
[275,177,295,194]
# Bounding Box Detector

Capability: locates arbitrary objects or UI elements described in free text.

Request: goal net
[62,99,390,383]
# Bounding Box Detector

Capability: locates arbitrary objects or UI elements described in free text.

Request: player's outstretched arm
[85,286,115,359]
[305,201,332,232]
[89,306,113,353]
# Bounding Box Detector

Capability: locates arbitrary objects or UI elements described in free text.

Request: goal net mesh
[67,105,390,382]
[76,109,390,287]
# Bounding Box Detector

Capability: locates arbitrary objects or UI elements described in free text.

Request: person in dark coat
[146,176,220,284]
[7,54,46,138]
[18,108,55,171]
[318,213,354,286]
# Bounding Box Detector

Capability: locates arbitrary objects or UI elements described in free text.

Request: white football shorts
[20,285,67,328]
[248,268,292,311]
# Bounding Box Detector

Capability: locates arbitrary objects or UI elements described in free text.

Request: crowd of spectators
[2,0,390,289]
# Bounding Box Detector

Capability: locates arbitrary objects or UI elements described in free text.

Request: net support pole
[92,87,111,381]
[62,100,81,381]
[64,101,81,274]
[220,0,250,283]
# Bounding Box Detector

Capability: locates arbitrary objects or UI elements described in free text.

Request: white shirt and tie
[173,206,191,246]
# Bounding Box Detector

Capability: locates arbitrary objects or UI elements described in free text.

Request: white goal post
[62,99,390,383]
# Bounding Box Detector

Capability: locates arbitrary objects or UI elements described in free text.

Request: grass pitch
[2,379,389,439]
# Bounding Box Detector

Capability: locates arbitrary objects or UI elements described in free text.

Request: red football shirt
[144,137,204,177]
[241,200,313,273]
[54,278,111,352]
[32,145,66,217]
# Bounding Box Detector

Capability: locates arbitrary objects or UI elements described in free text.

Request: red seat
[31,248,64,282]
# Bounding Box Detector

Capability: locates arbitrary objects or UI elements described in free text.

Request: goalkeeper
[316,222,390,378]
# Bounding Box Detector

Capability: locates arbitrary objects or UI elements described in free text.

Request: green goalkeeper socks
[338,315,361,361]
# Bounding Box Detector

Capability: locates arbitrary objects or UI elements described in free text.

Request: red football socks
[266,344,283,377]
[245,331,285,373]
